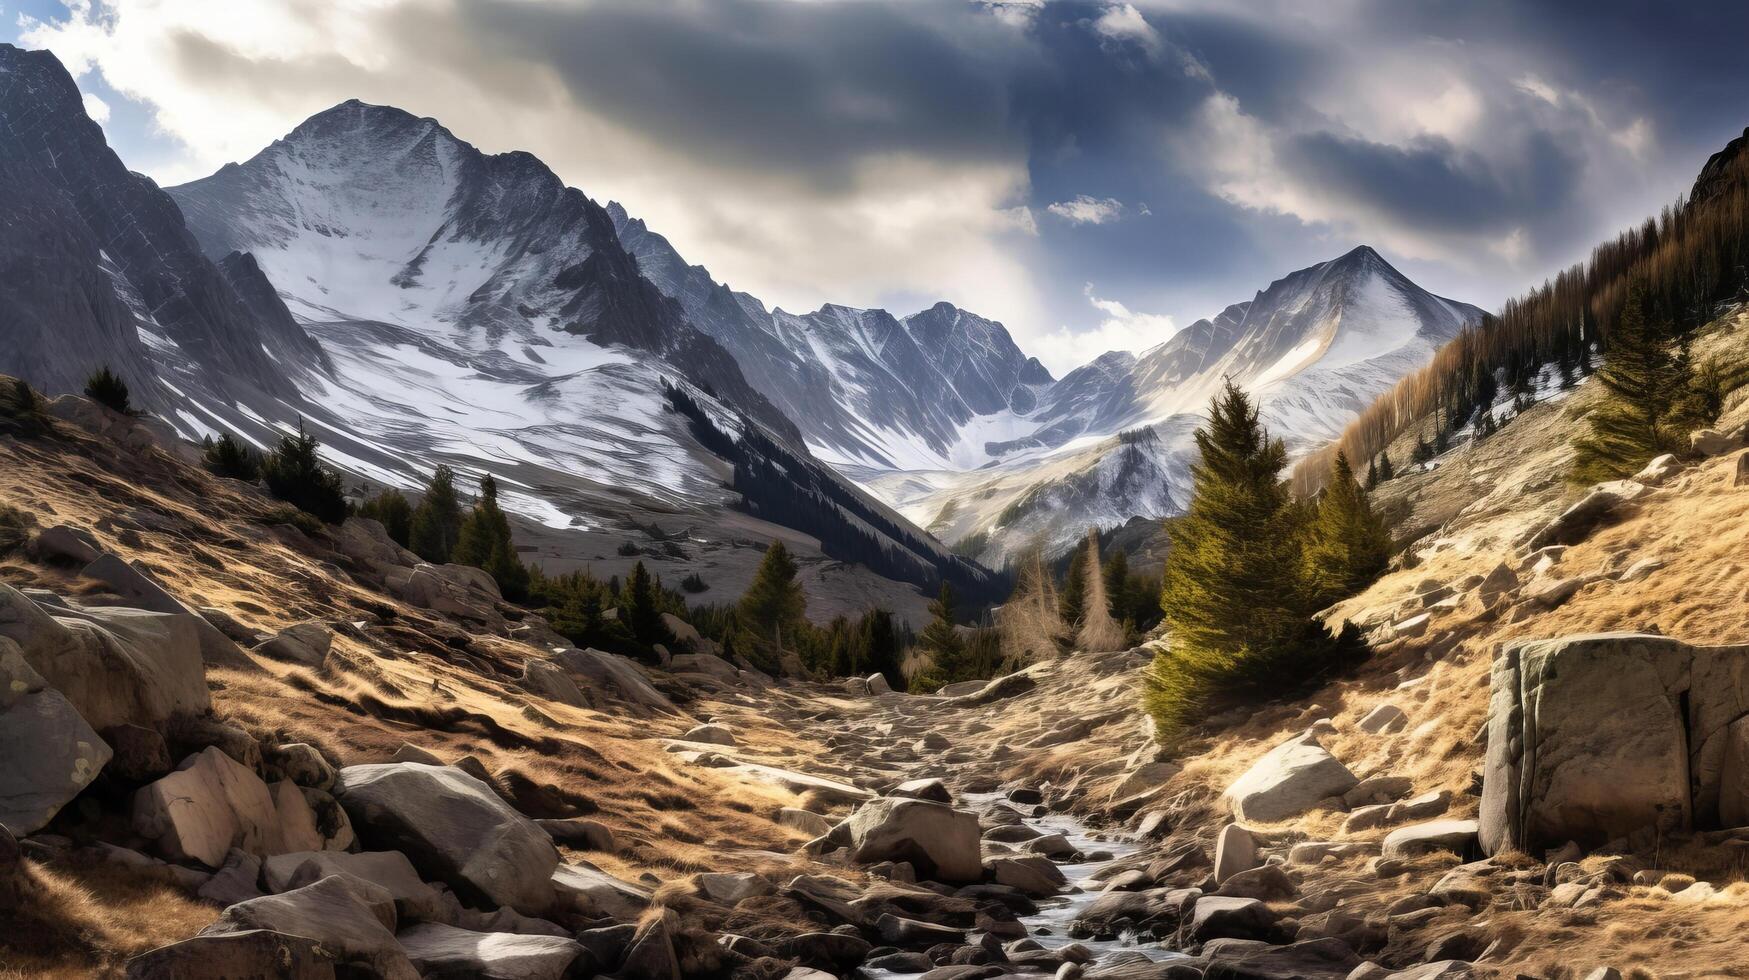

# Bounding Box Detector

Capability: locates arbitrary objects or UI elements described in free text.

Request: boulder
[682,723,737,746]
[1522,489,1631,551]
[333,517,420,579]
[778,807,834,836]
[32,524,101,565]
[332,763,559,914]
[520,660,587,708]
[124,930,339,979]
[131,746,283,867]
[1188,896,1277,942]
[0,636,112,834]
[1213,864,1296,901]
[1690,427,1742,456]
[197,849,265,906]
[1476,563,1518,607]
[984,854,1068,896]
[1481,633,1749,854]
[1633,453,1681,485]
[77,554,252,668]
[867,673,894,695]
[1381,820,1478,860]
[104,723,172,784]
[270,779,333,853]
[1357,704,1407,735]
[669,653,740,684]
[660,613,703,649]
[536,817,618,852]
[397,922,586,980]
[392,563,502,625]
[0,583,211,731]
[554,648,679,715]
[892,778,953,804]
[551,862,653,920]
[1212,824,1259,884]
[696,871,774,904]
[1200,937,1359,979]
[262,849,447,923]
[251,621,333,668]
[265,743,336,790]
[1224,733,1358,823]
[827,798,983,883]
[200,875,416,980]
[844,677,872,697]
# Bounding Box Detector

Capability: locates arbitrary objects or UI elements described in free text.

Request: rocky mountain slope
[6,298,1749,977]
[864,247,1484,562]
[0,43,328,411]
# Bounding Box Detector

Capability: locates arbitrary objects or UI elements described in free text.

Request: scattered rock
[124,930,339,979]
[683,723,737,746]
[77,555,251,668]
[892,778,953,804]
[0,636,112,834]
[1225,733,1358,823]
[1633,454,1681,486]
[536,817,617,852]
[332,763,559,914]
[1189,895,1277,942]
[397,922,587,980]
[1691,427,1742,456]
[132,746,283,867]
[778,807,834,837]
[265,743,335,791]
[32,524,101,565]
[554,648,680,715]
[1357,704,1408,735]
[1212,824,1260,884]
[824,798,982,884]
[1382,820,1478,860]
[1522,488,1632,551]
[261,849,447,923]
[551,862,654,920]
[520,660,587,708]
[251,621,333,668]
[199,875,416,980]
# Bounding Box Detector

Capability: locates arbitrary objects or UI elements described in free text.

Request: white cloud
[1029,285,1177,374]
[1091,3,1163,58]
[1046,194,1125,224]
[80,90,110,123]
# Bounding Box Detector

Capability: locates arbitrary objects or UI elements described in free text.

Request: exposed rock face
[0,583,212,732]
[76,554,252,668]
[1224,734,1358,823]
[332,763,559,914]
[0,636,112,833]
[1482,633,1749,855]
[0,44,323,407]
[555,648,679,715]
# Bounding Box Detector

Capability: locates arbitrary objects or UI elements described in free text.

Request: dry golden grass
[0,418,869,973]
[0,855,218,979]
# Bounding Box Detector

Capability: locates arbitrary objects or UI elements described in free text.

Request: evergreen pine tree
[1570,281,1693,484]
[84,365,137,416]
[859,608,903,691]
[621,561,669,649]
[914,583,968,687]
[735,541,807,671]
[1301,451,1392,608]
[1142,380,1361,745]
[358,489,413,546]
[1059,541,1087,625]
[1102,548,1132,625]
[1377,452,1395,482]
[260,420,348,523]
[453,474,526,599]
[409,465,464,563]
[1363,458,1379,490]
[203,434,262,481]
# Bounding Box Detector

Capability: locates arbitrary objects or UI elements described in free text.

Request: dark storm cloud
[1280,128,1582,235]
[460,0,1037,192]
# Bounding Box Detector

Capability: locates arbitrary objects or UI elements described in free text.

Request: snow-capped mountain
[860,246,1485,562]
[607,191,1484,563]
[610,205,1053,469]
[0,54,997,623]
[0,43,326,408]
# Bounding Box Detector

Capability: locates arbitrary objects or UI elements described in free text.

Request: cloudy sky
[7,0,1748,373]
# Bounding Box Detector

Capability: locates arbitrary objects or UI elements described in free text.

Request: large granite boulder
[0,584,210,732]
[1224,733,1358,823]
[77,554,252,667]
[397,922,587,979]
[822,798,982,883]
[554,648,680,715]
[262,849,448,923]
[0,636,111,833]
[1521,488,1634,552]
[199,875,417,980]
[132,746,289,866]
[332,763,559,914]
[1482,633,1749,855]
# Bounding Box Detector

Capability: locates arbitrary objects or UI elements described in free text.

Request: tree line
[1295,139,1749,493]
